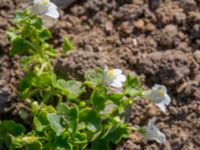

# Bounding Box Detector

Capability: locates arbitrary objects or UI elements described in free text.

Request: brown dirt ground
[0,0,200,150]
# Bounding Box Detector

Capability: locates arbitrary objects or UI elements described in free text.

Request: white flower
[144,117,166,144]
[143,84,171,112]
[31,0,59,19]
[103,66,126,88]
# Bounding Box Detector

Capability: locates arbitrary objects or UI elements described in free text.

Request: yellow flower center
[159,90,164,96]
[108,69,114,77]
[42,0,49,5]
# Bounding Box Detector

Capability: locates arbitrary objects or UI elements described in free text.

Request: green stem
[38,62,47,75]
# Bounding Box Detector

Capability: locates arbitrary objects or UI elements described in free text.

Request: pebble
[174,12,186,24]
[134,19,145,30]
[0,80,4,86]
[133,38,138,47]
[145,23,156,32]
[147,0,161,10]
[182,0,197,12]
[193,51,200,63]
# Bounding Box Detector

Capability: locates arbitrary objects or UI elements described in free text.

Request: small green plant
[1,0,171,149]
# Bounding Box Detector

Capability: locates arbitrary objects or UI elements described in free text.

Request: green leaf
[52,133,73,150]
[33,117,45,132]
[90,87,106,110]
[0,121,25,149]
[56,79,85,100]
[106,93,123,106]
[20,56,35,71]
[73,132,87,144]
[33,105,56,131]
[15,11,24,22]
[10,37,32,55]
[19,72,35,91]
[125,75,142,97]
[10,136,41,149]
[39,28,51,40]
[68,107,79,133]
[18,72,36,98]
[79,108,101,133]
[7,30,17,42]
[84,68,104,88]
[102,124,128,144]
[24,143,42,150]
[57,103,79,133]
[57,103,69,116]
[32,72,56,88]
[30,17,43,29]
[91,139,109,150]
[0,121,25,136]
[99,102,117,117]
[62,37,75,53]
[47,113,64,136]
[19,72,56,96]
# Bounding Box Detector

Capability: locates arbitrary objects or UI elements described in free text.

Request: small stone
[105,22,113,33]
[0,80,4,86]
[174,12,186,24]
[133,38,138,47]
[129,133,143,143]
[147,0,161,10]
[119,22,130,33]
[134,19,145,30]
[193,51,200,63]
[0,18,7,29]
[145,23,156,32]
[182,0,197,12]
[147,103,158,117]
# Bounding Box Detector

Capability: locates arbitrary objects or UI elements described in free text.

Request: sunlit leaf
[84,68,104,88]
[62,37,75,53]
[47,113,64,136]
[57,103,79,133]
[56,79,85,100]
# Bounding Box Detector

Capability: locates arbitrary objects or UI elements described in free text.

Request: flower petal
[104,65,109,72]
[164,94,171,105]
[45,9,59,19]
[148,117,156,126]
[112,69,122,77]
[145,118,166,144]
[153,84,167,93]
[48,2,57,9]
[110,80,123,88]
[116,74,126,82]
[156,102,166,112]
[154,130,166,144]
